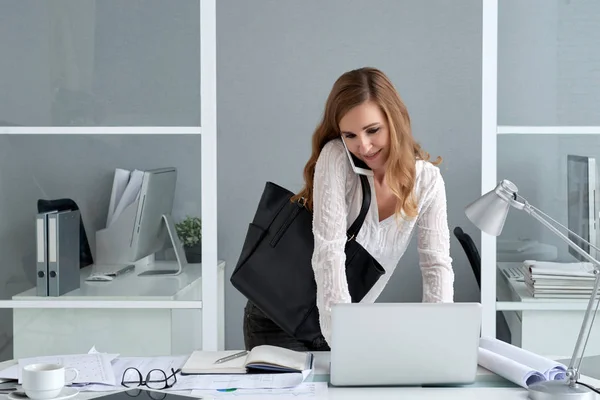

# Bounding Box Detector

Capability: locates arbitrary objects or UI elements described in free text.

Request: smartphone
[340,137,374,176]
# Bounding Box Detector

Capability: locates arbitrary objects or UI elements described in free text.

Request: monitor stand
[138,214,188,276]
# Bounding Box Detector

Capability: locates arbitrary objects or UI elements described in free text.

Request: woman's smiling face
[339,100,390,172]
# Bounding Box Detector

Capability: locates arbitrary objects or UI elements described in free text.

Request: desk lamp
[465,179,600,400]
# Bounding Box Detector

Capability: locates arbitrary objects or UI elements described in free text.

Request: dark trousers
[243,300,330,351]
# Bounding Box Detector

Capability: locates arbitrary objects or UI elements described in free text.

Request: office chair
[453,227,481,288]
[453,226,512,343]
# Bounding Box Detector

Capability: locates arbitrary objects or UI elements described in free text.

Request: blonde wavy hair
[291,67,440,219]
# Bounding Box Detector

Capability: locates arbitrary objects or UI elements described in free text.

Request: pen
[214,350,248,364]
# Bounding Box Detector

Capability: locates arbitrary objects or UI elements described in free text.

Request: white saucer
[9,387,79,400]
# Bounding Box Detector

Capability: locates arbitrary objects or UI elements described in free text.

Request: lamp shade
[465,180,519,236]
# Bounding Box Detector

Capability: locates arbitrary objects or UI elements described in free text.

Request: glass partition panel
[11,308,203,359]
[497,134,600,262]
[499,0,600,126]
[496,133,600,355]
[0,0,200,126]
[0,134,203,363]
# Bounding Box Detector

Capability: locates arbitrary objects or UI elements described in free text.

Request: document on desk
[0,354,117,385]
[112,355,188,381]
[478,336,567,388]
[190,382,327,399]
[172,369,311,390]
[76,355,189,392]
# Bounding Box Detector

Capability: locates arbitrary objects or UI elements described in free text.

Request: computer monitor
[567,155,599,260]
[131,168,176,260]
[133,168,188,276]
[94,167,188,276]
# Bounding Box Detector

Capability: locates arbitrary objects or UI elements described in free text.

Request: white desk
[301,352,532,400]
[4,352,600,400]
[11,261,226,358]
[8,387,536,400]
[497,262,600,357]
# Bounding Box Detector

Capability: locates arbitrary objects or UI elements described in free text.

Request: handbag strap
[346,174,371,241]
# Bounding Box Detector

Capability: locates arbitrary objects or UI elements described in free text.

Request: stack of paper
[478,336,567,388]
[0,353,117,387]
[522,260,599,299]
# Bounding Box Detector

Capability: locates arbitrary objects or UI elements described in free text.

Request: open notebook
[181,345,313,375]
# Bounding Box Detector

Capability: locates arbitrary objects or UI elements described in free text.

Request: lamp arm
[524,205,600,386]
[524,197,600,256]
[522,205,600,269]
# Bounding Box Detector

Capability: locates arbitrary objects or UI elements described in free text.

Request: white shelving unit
[0,0,223,352]
[480,0,600,338]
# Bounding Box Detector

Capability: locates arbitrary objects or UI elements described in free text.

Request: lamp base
[528,380,596,400]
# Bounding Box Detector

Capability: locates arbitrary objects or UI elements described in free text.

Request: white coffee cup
[22,363,79,400]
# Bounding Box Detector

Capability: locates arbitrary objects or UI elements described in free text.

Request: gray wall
[217,0,483,349]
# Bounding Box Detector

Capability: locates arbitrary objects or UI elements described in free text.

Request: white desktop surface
[10,261,226,358]
[12,261,224,301]
[8,386,533,400]
[3,352,599,400]
[303,352,533,399]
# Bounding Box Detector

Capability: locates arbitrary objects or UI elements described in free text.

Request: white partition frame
[480,0,499,338]
[0,0,222,352]
[480,0,600,337]
[200,0,219,351]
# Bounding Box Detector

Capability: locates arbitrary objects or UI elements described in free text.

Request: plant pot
[184,243,202,263]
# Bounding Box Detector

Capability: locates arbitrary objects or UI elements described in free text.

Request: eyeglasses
[121,367,179,390]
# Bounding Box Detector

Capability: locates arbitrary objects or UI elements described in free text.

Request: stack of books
[522,260,599,299]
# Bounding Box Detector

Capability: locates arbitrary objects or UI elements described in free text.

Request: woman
[243,67,454,351]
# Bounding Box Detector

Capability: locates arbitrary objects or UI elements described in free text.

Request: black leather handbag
[230,174,385,344]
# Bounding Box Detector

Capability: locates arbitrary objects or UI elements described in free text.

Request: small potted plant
[175,216,202,263]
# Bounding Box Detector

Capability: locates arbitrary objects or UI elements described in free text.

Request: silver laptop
[329,302,482,386]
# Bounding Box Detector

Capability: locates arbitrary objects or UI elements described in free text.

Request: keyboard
[90,263,135,277]
[502,265,525,281]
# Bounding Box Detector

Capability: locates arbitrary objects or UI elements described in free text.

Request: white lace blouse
[311,139,455,344]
